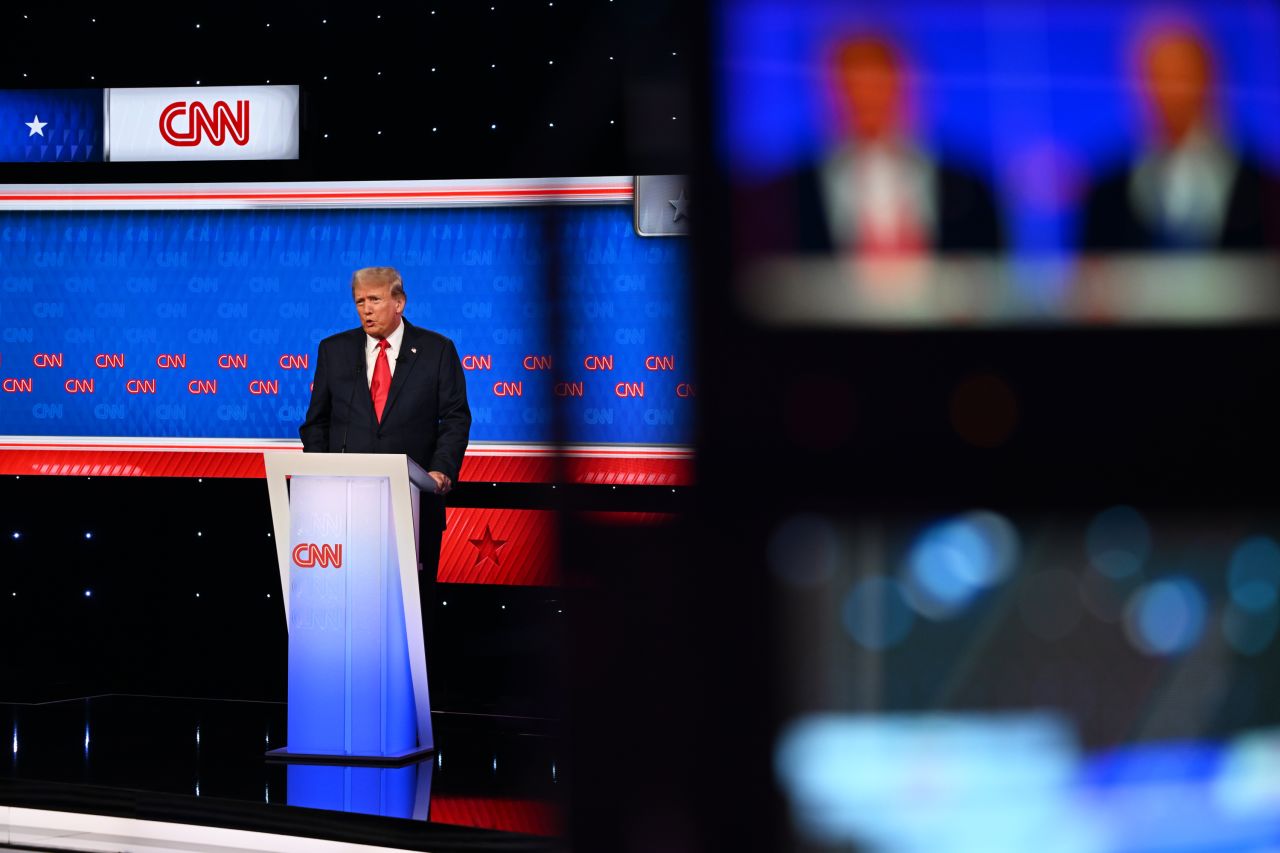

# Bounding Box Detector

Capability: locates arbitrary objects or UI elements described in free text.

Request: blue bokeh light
[902,511,1019,619]
[1124,578,1207,656]
[1086,506,1151,579]
[842,575,914,650]
[1227,536,1280,614]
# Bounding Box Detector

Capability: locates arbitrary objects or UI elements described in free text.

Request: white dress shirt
[1130,127,1237,246]
[819,140,937,250]
[364,319,405,386]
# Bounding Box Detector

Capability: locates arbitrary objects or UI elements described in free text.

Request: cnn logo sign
[159,100,249,147]
[292,543,343,569]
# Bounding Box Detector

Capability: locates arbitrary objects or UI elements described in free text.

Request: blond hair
[351,266,405,298]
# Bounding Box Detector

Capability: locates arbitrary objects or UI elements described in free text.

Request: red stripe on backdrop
[0,186,632,203]
[460,454,692,485]
[428,796,562,837]
[439,508,558,586]
[0,448,692,483]
[0,449,267,477]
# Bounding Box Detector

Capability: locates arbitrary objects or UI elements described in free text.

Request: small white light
[10,592,15,597]
[197,531,202,537]
[11,532,19,540]
[322,18,327,23]
[548,60,554,65]
[83,590,91,597]
[90,75,94,80]
[195,23,200,28]
[377,130,382,135]
[672,51,677,56]
[84,532,93,539]
[610,120,615,124]
[432,127,437,132]
[442,600,448,606]
[196,80,200,85]
[501,605,506,610]
[377,71,382,76]
[491,64,496,68]
[266,22,270,27]
[267,593,271,598]
[267,532,272,538]
[197,478,202,483]
[195,593,201,598]
[549,122,555,127]
[672,115,677,120]
[490,124,496,130]
[323,133,328,138]
[323,75,328,80]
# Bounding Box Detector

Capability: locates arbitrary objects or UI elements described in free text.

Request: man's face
[353,278,405,339]
[836,40,904,142]
[1139,30,1214,146]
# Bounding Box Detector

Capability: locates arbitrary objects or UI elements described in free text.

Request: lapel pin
[410,347,417,354]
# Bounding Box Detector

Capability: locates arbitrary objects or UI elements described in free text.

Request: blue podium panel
[287,475,416,758]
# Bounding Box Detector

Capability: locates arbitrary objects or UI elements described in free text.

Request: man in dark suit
[749,34,1003,258]
[1081,24,1280,252]
[299,265,471,641]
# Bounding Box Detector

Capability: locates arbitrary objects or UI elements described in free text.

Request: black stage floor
[0,694,565,852]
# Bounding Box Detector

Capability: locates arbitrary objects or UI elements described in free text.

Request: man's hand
[427,471,453,495]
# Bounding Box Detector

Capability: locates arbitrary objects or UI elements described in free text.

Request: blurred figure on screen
[790,35,1004,257]
[1081,23,1280,251]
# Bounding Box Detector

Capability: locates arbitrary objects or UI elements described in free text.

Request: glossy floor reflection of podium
[287,759,433,820]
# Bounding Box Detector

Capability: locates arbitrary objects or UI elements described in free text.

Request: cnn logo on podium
[292,543,343,569]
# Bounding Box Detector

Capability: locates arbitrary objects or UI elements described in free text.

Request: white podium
[263,452,435,765]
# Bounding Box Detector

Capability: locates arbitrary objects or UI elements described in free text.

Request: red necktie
[371,339,391,422]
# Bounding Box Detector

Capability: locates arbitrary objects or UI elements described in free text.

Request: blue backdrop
[0,205,691,446]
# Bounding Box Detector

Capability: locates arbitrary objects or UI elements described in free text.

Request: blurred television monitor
[716,0,1280,326]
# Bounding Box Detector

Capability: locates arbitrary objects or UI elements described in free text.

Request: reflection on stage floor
[0,694,563,851]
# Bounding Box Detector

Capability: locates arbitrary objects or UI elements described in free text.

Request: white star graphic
[25,115,47,137]
[668,189,690,223]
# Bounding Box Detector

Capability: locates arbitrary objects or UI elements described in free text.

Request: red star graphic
[468,524,508,567]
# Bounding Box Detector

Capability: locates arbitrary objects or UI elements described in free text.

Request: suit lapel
[348,331,376,427]
[379,321,421,424]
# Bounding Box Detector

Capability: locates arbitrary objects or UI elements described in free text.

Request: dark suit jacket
[299,318,471,531]
[1081,159,1280,252]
